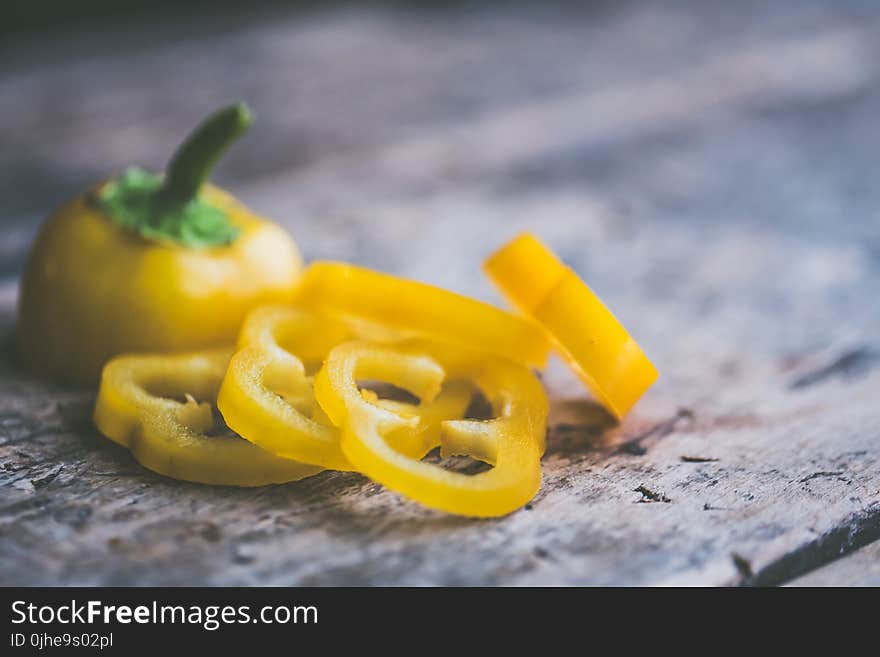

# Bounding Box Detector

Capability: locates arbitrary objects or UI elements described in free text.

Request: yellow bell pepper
[292,262,551,368]
[93,349,322,486]
[217,306,472,469]
[484,233,657,418]
[314,340,548,517]
[19,104,302,384]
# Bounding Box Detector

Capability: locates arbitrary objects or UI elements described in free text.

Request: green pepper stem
[160,102,252,205]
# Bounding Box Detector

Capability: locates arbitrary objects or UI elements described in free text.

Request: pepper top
[95,103,253,248]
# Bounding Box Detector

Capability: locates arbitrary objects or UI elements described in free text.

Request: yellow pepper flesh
[20,104,303,384]
[292,261,551,369]
[217,306,472,469]
[217,306,352,469]
[314,340,548,517]
[93,349,322,486]
[484,233,657,418]
[19,185,301,385]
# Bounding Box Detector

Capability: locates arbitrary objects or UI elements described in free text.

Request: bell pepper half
[20,104,302,384]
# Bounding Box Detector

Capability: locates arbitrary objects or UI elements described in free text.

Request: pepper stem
[160,102,252,205]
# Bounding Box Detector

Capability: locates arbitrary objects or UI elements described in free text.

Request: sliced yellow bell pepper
[314,340,548,517]
[292,262,551,368]
[93,349,322,486]
[217,306,472,469]
[484,233,657,418]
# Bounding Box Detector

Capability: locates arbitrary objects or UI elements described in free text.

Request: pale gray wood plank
[1,1,880,585]
[786,541,880,587]
[0,233,878,587]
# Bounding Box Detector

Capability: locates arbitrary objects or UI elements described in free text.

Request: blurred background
[2,0,878,378]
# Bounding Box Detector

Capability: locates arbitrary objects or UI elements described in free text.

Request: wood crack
[615,408,694,456]
[789,346,880,390]
[798,471,845,483]
[740,503,880,586]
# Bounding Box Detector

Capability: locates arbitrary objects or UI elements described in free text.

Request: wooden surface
[1,1,879,586]
[787,540,880,587]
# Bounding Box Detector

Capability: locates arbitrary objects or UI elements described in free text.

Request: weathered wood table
[1,1,878,586]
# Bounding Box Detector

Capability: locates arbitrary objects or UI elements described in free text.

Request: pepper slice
[484,233,658,418]
[93,349,322,486]
[217,306,472,469]
[292,262,551,368]
[314,340,548,517]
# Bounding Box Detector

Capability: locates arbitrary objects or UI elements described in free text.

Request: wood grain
[1,1,879,585]
[787,540,880,587]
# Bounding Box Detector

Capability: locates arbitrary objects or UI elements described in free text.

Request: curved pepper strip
[292,262,551,368]
[484,233,658,418]
[314,340,548,517]
[217,306,472,470]
[93,349,323,486]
